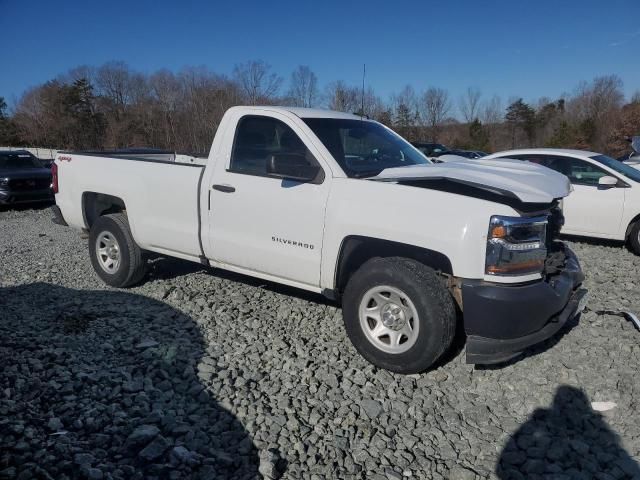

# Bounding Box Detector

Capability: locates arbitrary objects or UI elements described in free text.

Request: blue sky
[1,0,639,111]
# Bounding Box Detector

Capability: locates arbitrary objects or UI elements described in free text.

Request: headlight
[0,178,8,187]
[485,215,547,276]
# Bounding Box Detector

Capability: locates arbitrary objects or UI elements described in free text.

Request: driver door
[206,113,330,288]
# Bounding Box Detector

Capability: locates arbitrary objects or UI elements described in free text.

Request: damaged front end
[373,168,585,364]
[461,204,587,364]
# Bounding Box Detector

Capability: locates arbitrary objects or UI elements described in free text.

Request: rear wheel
[342,257,456,374]
[629,221,640,255]
[89,213,146,287]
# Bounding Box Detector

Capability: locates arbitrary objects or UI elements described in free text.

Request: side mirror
[267,154,322,183]
[598,175,618,188]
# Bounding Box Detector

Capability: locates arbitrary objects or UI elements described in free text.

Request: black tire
[629,221,640,255]
[89,213,146,288]
[342,257,456,374]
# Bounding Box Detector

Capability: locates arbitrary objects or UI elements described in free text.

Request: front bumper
[0,188,54,205]
[462,246,586,364]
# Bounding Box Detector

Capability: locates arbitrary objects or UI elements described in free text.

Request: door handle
[212,184,236,193]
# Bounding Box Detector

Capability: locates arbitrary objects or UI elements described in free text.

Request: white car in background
[484,149,640,254]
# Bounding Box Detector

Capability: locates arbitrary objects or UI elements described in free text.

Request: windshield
[591,154,640,183]
[0,153,42,170]
[303,118,431,177]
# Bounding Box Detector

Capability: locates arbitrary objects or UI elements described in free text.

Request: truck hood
[369,158,571,204]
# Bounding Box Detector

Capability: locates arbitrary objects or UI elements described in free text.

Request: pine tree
[505,99,536,147]
[468,119,490,151]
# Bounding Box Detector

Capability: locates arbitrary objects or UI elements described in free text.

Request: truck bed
[55,151,206,261]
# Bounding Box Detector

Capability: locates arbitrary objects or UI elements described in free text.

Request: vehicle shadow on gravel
[497,385,640,479]
[146,255,209,282]
[0,282,264,480]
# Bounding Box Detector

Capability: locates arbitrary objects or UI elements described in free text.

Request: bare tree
[148,70,181,147]
[390,85,420,140]
[95,61,140,107]
[288,65,319,108]
[60,65,96,86]
[360,87,387,119]
[589,75,624,120]
[565,75,624,150]
[567,76,624,122]
[390,85,419,115]
[325,81,359,112]
[481,95,503,125]
[233,60,282,105]
[459,86,482,123]
[420,87,452,141]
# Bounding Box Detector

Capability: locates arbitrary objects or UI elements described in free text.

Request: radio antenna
[360,63,366,119]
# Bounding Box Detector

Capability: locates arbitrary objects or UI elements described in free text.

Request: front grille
[8,178,51,191]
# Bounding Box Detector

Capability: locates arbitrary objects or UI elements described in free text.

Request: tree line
[1,60,638,157]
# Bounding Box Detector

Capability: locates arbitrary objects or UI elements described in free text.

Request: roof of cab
[228,105,369,121]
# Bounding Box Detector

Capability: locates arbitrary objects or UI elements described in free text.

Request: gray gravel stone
[138,435,170,461]
[86,468,103,480]
[47,417,63,431]
[124,424,160,451]
[360,399,383,419]
[384,467,403,480]
[448,465,476,480]
[136,338,159,349]
[73,453,94,465]
[259,448,281,479]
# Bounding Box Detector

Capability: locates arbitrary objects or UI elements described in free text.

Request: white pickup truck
[51,106,586,373]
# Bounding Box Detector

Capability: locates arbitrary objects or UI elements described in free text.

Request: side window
[230,116,316,176]
[498,154,610,185]
[528,155,610,185]
[562,158,610,186]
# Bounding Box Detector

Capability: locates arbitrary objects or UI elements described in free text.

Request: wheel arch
[82,192,127,229]
[331,235,453,298]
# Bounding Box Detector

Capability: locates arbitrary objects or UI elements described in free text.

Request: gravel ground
[1,206,640,480]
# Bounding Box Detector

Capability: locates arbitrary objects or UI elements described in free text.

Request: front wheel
[89,213,147,288]
[342,257,456,374]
